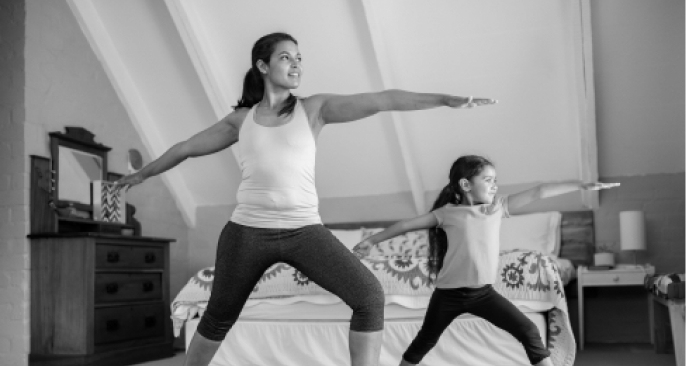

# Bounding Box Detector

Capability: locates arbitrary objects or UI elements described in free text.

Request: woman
[114,32,496,365]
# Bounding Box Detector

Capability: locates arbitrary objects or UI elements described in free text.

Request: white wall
[592,0,684,176]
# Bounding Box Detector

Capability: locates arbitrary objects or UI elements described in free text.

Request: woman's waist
[236,187,318,209]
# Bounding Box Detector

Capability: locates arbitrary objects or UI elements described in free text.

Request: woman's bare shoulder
[223,107,251,130]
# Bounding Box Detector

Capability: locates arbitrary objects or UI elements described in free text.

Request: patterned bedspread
[172,250,575,365]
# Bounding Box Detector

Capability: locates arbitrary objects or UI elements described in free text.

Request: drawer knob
[106,320,120,331]
[144,316,157,328]
[105,283,119,294]
[142,281,154,292]
[144,253,156,263]
[107,252,120,263]
[613,276,620,282]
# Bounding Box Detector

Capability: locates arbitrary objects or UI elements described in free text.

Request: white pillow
[329,229,363,250]
[499,211,562,256]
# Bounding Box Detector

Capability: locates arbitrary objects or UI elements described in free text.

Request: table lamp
[619,210,646,267]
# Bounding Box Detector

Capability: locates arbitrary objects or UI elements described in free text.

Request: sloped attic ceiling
[67,0,598,226]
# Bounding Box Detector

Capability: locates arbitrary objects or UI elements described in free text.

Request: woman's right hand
[112,171,146,192]
[352,239,374,259]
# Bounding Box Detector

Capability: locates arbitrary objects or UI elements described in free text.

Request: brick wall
[0,0,29,365]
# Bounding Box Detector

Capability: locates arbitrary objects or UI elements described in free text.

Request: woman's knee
[349,286,385,332]
[196,310,238,341]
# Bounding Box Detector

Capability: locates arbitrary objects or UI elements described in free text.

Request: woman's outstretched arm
[113,110,244,190]
[309,89,497,125]
[507,181,620,214]
[352,212,438,258]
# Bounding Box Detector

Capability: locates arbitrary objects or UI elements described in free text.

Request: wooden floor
[135,343,678,366]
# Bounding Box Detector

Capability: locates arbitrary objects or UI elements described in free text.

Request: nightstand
[577,264,655,350]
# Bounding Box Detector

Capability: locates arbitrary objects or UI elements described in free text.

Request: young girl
[353,155,619,366]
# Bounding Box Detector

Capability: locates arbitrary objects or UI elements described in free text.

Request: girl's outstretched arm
[352,212,438,258]
[308,90,497,125]
[508,181,620,213]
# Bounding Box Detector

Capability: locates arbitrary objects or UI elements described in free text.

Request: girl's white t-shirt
[431,196,510,288]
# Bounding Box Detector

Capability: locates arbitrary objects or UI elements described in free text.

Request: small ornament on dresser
[91,180,126,223]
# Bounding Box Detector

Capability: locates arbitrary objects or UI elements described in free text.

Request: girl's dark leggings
[402,285,551,365]
[197,221,385,341]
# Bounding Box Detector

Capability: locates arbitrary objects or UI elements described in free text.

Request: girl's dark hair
[233,32,299,117]
[427,155,494,282]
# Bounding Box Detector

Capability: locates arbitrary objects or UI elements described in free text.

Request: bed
[172,211,590,365]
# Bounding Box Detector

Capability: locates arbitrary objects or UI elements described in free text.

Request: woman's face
[261,40,302,90]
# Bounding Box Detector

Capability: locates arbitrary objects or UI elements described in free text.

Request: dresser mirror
[49,127,111,212]
[57,146,103,203]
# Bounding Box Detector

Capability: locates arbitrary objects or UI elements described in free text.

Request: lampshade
[620,211,647,251]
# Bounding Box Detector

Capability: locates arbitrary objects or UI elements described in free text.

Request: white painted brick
[0,303,11,320]
[10,299,24,321]
[10,173,26,191]
[0,353,26,366]
[10,141,24,159]
[8,270,25,288]
[0,207,9,223]
[0,254,26,271]
[0,337,10,354]
[8,205,27,223]
[0,142,11,158]
[0,190,25,206]
[0,175,10,192]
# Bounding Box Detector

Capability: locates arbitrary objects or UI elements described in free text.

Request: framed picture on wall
[91,180,126,223]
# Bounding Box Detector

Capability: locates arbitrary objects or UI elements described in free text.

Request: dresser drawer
[582,271,646,286]
[95,273,163,304]
[94,304,165,345]
[130,303,166,339]
[94,307,134,344]
[96,244,164,270]
[130,246,164,269]
[96,245,134,268]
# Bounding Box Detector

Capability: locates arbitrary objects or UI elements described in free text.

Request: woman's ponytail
[234,68,264,110]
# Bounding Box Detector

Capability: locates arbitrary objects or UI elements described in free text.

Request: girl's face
[260,40,302,90]
[461,165,498,205]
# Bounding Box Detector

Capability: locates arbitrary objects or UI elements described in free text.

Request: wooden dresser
[29,233,175,365]
[28,129,177,365]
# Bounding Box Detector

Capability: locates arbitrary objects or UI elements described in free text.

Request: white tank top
[231,100,322,228]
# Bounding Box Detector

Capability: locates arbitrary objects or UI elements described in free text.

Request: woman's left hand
[447,96,498,109]
[582,182,621,191]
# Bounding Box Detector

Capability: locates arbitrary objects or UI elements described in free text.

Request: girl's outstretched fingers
[473,97,498,106]
[460,96,497,108]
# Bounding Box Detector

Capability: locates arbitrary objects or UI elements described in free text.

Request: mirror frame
[49,127,111,212]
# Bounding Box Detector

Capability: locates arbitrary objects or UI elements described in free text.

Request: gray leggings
[197,221,385,341]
